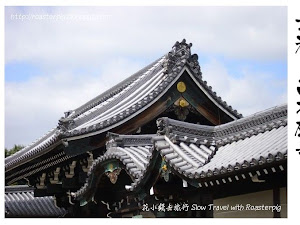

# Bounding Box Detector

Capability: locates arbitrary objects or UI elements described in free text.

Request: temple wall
[213,188,287,218]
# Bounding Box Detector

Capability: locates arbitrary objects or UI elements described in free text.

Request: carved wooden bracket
[65,161,77,178]
[36,173,46,189]
[82,152,93,173]
[50,167,61,184]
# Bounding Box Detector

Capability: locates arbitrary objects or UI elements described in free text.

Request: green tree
[5,144,24,158]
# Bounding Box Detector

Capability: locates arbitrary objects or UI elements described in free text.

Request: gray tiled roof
[5,185,67,217]
[154,126,286,180]
[5,39,241,178]
[194,125,286,178]
[154,104,287,179]
[73,104,287,201]
[5,128,60,172]
[157,104,287,145]
[72,59,162,119]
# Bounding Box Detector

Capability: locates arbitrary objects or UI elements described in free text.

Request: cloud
[5,58,144,148]
[202,58,287,116]
[5,57,287,148]
[4,6,287,149]
[5,6,287,68]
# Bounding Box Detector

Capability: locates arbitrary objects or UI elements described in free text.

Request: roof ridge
[106,133,157,149]
[5,185,34,193]
[215,103,287,130]
[157,104,287,146]
[70,57,163,119]
[71,57,166,127]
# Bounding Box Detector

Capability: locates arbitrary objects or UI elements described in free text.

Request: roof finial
[172,39,193,56]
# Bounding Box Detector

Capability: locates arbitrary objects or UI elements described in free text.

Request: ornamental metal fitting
[174,106,189,121]
[105,168,122,184]
[177,81,186,93]
[160,158,171,182]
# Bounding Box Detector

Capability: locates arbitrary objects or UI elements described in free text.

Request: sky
[5,6,287,149]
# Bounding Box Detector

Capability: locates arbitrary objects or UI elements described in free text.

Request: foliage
[5,144,24,158]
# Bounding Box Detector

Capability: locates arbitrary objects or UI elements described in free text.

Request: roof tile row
[5,185,66,217]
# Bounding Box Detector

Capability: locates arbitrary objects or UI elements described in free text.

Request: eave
[5,39,243,182]
[72,104,287,203]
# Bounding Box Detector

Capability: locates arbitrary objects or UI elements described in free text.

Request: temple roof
[5,39,242,175]
[154,104,287,180]
[5,185,67,217]
[73,104,287,202]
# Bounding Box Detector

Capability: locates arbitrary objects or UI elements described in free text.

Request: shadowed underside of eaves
[72,104,287,204]
[5,39,242,183]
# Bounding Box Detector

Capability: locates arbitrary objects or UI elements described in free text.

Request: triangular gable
[60,39,241,141]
